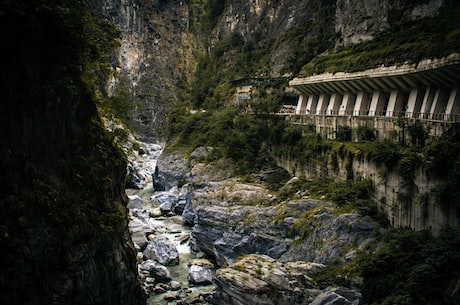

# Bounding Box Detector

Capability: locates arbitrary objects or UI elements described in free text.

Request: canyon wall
[276,152,459,234]
[0,2,144,304]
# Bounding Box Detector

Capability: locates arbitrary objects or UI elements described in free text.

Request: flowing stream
[125,144,215,305]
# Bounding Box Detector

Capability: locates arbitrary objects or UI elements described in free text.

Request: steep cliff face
[0,2,144,304]
[335,0,444,46]
[102,0,201,141]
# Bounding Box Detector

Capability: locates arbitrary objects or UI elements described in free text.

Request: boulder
[139,260,171,283]
[310,287,362,305]
[143,235,179,265]
[156,151,189,191]
[151,191,179,215]
[127,195,143,209]
[188,265,213,285]
[212,254,322,305]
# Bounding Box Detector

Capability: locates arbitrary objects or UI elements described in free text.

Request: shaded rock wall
[335,0,444,46]
[0,2,144,304]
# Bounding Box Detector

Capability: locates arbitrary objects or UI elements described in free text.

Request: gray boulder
[310,287,362,305]
[188,265,213,285]
[127,194,143,209]
[139,260,171,283]
[143,235,179,265]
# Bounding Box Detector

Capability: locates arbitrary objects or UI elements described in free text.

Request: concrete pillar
[446,87,460,121]
[420,87,436,119]
[407,88,425,119]
[369,91,389,116]
[306,95,318,115]
[354,92,371,116]
[310,94,320,114]
[327,93,343,115]
[317,94,330,115]
[430,88,450,120]
[295,94,306,114]
[387,90,408,117]
[339,93,356,115]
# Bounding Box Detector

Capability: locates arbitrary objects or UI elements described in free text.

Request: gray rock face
[156,151,189,191]
[335,0,443,46]
[310,287,362,305]
[213,254,323,305]
[189,179,378,266]
[143,235,179,266]
[182,188,196,225]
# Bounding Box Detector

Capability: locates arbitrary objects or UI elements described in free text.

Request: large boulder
[212,254,322,305]
[139,260,172,283]
[188,265,213,285]
[156,151,189,191]
[143,235,179,266]
[127,195,143,209]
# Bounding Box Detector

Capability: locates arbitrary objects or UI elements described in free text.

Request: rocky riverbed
[126,143,216,305]
[127,144,380,304]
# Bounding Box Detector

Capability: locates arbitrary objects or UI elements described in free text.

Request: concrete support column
[327,93,343,115]
[430,88,451,120]
[407,88,425,119]
[295,94,306,114]
[339,93,356,115]
[354,92,371,116]
[446,87,460,121]
[316,94,330,115]
[369,91,389,116]
[420,87,436,119]
[306,95,318,115]
[387,89,408,117]
[310,94,320,114]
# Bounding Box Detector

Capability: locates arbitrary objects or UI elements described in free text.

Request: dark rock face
[0,2,144,304]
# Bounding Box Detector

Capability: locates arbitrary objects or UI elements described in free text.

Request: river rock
[156,151,189,191]
[128,217,154,249]
[188,265,213,285]
[127,194,143,209]
[139,260,172,283]
[151,191,179,215]
[143,235,179,265]
[310,287,362,305]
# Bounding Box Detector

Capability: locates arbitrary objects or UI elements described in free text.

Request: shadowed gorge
[1,0,460,305]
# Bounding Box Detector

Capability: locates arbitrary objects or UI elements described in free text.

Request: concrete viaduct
[288,55,460,140]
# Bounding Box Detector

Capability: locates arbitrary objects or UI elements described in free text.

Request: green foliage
[299,2,460,76]
[424,136,460,178]
[407,121,429,146]
[166,105,286,176]
[356,126,376,142]
[312,264,359,289]
[311,229,460,305]
[336,125,352,142]
[357,228,460,305]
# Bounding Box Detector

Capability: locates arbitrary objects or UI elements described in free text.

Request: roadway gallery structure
[288,54,460,141]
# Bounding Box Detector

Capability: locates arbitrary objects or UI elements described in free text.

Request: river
[125,143,215,305]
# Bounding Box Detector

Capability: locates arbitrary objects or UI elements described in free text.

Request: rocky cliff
[101,0,200,141]
[0,2,144,304]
